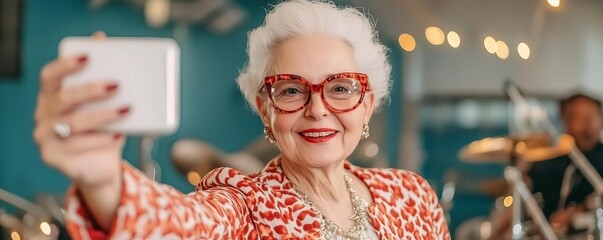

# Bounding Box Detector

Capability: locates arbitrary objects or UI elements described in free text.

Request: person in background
[489,93,603,238]
[528,93,603,232]
[32,1,450,239]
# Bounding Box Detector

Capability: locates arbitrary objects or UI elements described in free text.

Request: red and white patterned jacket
[65,158,450,239]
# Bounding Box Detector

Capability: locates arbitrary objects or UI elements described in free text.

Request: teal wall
[0,0,402,201]
[0,0,268,199]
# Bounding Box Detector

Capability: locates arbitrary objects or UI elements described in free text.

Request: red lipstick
[298,128,337,143]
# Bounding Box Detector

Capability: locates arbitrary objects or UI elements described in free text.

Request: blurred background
[1,0,602,239]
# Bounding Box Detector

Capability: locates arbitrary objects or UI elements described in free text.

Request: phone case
[59,37,180,135]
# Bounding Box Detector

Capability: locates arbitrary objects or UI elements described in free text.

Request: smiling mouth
[298,129,338,143]
[300,131,336,138]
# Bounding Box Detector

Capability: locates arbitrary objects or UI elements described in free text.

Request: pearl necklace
[290,173,370,240]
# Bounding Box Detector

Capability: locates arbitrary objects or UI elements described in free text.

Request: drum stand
[506,81,603,239]
[506,146,557,240]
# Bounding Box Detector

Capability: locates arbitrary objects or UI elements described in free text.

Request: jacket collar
[258,157,396,239]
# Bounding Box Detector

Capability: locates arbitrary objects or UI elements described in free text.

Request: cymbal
[443,170,509,197]
[459,133,574,163]
[170,138,269,185]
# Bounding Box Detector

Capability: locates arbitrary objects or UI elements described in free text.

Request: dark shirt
[528,143,603,218]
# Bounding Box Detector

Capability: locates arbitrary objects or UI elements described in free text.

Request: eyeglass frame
[260,72,371,114]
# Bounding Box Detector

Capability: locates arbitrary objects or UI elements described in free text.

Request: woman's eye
[284,88,301,94]
[328,84,354,94]
[276,87,305,98]
[333,86,351,93]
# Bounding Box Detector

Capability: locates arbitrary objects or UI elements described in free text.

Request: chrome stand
[506,166,557,239]
[139,136,162,181]
[505,81,557,240]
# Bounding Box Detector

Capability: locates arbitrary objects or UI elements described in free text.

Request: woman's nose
[304,92,328,119]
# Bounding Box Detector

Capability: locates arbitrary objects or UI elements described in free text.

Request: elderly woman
[33,0,449,239]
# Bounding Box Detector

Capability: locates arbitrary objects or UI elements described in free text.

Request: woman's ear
[363,93,376,124]
[256,95,272,125]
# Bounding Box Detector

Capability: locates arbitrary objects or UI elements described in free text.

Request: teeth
[301,131,335,137]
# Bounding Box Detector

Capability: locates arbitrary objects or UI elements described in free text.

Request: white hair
[237,0,392,112]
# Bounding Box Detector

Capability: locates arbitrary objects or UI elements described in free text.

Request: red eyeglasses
[262,72,371,113]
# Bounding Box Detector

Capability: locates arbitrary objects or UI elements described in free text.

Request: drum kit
[451,82,603,240]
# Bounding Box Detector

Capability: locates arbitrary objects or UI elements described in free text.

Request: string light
[495,40,509,59]
[484,36,497,54]
[447,31,461,48]
[547,0,560,8]
[517,42,531,59]
[398,33,416,52]
[425,26,445,45]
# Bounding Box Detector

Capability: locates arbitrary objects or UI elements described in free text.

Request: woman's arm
[66,163,252,240]
[415,174,451,240]
[429,187,451,239]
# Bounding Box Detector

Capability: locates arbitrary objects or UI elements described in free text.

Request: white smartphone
[59,37,180,136]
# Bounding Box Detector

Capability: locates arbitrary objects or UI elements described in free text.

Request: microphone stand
[505,81,557,240]
[506,81,603,239]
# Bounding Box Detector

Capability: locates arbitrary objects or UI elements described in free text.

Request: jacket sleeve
[64,162,253,240]
[417,174,451,240]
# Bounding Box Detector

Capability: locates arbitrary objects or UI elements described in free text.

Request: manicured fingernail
[118,107,130,116]
[113,133,122,140]
[106,83,118,92]
[77,56,88,64]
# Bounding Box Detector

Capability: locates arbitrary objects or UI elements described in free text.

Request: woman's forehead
[268,36,358,81]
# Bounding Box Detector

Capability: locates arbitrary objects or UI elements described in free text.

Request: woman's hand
[33,32,127,230]
[33,32,127,187]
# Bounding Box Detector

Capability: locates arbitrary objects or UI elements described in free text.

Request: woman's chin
[296,154,345,168]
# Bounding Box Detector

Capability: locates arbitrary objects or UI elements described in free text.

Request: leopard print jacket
[65,158,450,239]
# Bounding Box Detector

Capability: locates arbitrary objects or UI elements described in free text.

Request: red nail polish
[113,133,122,140]
[106,83,118,92]
[77,56,88,64]
[118,107,130,115]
